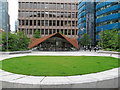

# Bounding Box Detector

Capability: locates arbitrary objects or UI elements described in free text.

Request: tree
[2,31,30,51]
[33,30,40,38]
[79,33,91,46]
[98,28,119,50]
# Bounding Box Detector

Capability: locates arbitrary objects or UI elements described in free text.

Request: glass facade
[0,0,10,32]
[78,0,96,45]
[78,0,120,45]
[96,1,120,40]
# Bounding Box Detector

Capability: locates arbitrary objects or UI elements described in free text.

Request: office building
[0,0,10,32]
[18,0,78,38]
[78,0,120,45]
[78,0,96,45]
[96,0,120,41]
[18,0,79,51]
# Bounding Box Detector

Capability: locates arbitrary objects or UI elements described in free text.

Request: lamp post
[7,24,9,52]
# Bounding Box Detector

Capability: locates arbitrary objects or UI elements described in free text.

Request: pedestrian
[89,46,92,51]
[84,46,86,51]
[94,46,97,52]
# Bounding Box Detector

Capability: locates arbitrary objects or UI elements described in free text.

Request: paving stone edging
[0,52,119,88]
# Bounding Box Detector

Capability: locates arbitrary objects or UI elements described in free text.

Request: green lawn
[0,56,119,76]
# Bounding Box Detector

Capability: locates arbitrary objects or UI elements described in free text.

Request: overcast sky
[8,0,18,32]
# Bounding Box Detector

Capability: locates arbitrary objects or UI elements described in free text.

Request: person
[89,46,92,51]
[84,46,86,51]
[94,46,97,52]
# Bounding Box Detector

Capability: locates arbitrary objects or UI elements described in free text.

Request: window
[34,20,36,26]
[41,12,44,17]
[61,4,64,10]
[64,12,67,18]
[72,12,75,18]
[45,12,49,18]
[68,29,71,35]
[41,20,44,26]
[45,3,49,9]
[22,20,24,25]
[37,2,40,9]
[68,12,71,18]
[53,29,56,33]
[71,4,75,10]
[41,29,44,34]
[61,29,63,34]
[57,4,60,10]
[49,29,52,34]
[57,12,60,18]
[38,12,40,17]
[33,2,37,9]
[57,29,59,32]
[38,20,40,26]
[49,12,52,17]
[65,29,67,35]
[45,29,48,35]
[41,2,45,9]
[57,21,59,26]
[72,29,74,35]
[65,21,67,26]
[68,21,71,26]
[30,20,32,26]
[72,21,75,26]
[53,12,56,17]
[26,20,28,26]
[19,20,21,26]
[61,21,63,26]
[61,12,64,18]
[45,20,48,26]
[30,2,33,9]
[29,29,32,34]
[34,11,37,17]
[49,20,52,26]
[53,20,56,26]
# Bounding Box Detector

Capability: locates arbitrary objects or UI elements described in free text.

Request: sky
[8,0,18,32]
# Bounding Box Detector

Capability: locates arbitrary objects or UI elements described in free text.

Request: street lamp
[7,24,9,51]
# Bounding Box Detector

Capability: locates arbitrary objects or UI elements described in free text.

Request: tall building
[18,0,78,38]
[15,20,17,32]
[0,0,10,32]
[78,0,96,45]
[18,0,79,51]
[96,0,120,41]
[78,0,120,46]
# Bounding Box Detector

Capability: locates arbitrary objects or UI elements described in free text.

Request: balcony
[96,22,120,32]
[96,13,120,23]
[96,4,120,16]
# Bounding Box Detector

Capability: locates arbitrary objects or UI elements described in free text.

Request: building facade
[78,0,96,45]
[0,0,10,32]
[78,0,120,46]
[15,20,17,32]
[18,0,78,38]
[96,0,120,41]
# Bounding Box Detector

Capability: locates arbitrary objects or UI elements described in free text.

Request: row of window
[96,2,118,12]
[19,29,78,35]
[19,2,78,10]
[96,10,119,19]
[19,11,78,18]
[19,20,78,27]
[96,19,120,27]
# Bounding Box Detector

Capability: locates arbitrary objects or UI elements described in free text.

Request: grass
[0,56,119,76]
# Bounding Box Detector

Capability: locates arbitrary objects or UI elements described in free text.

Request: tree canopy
[33,30,40,38]
[98,29,119,51]
[79,33,91,46]
[2,31,30,51]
